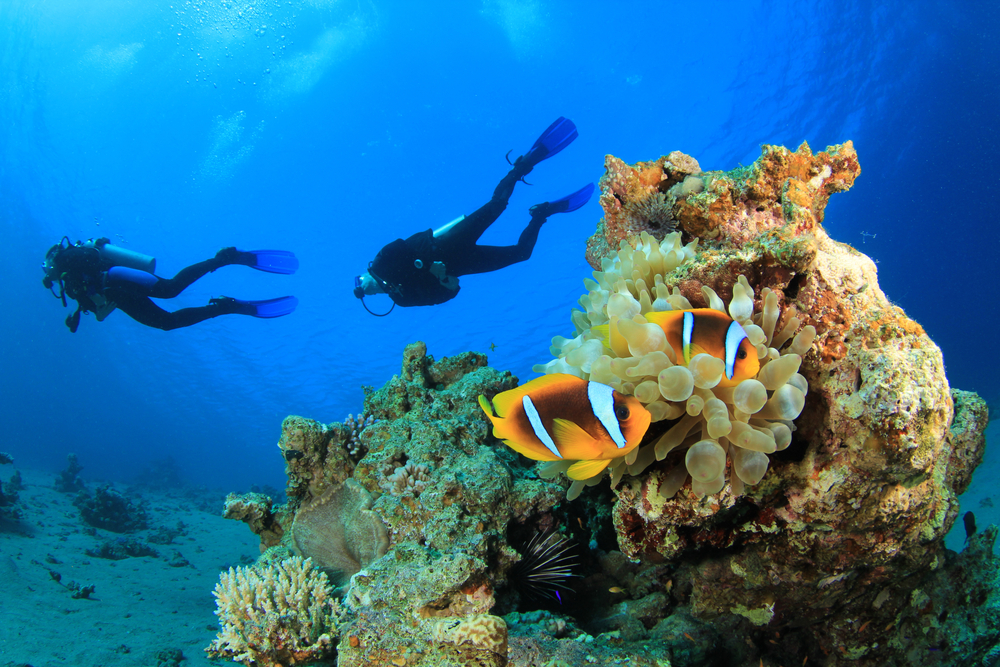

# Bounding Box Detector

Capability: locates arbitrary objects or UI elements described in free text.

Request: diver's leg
[113,293,229,331]
[447,215,544,276]
[439,167,524,247]
[148,257,224,299]
[443,118,579,246]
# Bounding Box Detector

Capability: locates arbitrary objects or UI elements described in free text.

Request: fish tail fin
[478,394,497,419]
[592,324,611,348]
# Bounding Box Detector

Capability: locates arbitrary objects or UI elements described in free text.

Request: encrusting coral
[535,231,813,501]
[206,556,339,667]
[432,614,509,665]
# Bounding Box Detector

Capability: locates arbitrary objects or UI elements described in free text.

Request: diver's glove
[65,309,81,333]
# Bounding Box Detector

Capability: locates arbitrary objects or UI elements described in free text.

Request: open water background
[1,1,996,539]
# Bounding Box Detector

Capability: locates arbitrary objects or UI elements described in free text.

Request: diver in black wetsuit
[353,117,594,314]
[42,238,299,332]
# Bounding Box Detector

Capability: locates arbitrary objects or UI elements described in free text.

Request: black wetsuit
[369,166,545,307]
[54,245,232,331]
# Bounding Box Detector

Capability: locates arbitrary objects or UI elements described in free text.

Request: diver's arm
[430,261,459,291]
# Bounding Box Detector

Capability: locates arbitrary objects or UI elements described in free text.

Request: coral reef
[895,525,1000,665]
[219,142,990,666]
[223,492,284,550]
[0,452,19,521]
[54,452,85,493]
[207,556,340,667]
[277,415,358,501]
[86,536,159,560]
[226,344,639,665]
[560,142,987,664]
[74,484,149,533]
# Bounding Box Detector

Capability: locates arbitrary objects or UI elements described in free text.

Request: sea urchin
[508,531,578,603]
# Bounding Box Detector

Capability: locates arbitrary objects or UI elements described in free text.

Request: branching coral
[534,231,813,500]
[206,556,339,667]
[343,412,376,458]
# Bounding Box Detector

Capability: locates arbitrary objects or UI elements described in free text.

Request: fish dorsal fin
[643,310,682,327]
[490,374,572,417]
[567,458,612,480]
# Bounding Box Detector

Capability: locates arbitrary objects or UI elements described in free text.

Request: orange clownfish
[599,308,760,387]
[478,374,651,480]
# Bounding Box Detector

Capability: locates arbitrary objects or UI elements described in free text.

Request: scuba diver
[42,237,299,332]
[353,116,594,315]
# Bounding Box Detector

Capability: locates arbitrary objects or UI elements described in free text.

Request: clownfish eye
[615,405,630,420]
[737,348,748,360]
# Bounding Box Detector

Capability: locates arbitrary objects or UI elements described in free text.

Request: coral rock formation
[572,143,987,664]
[74,484,149,533]
[223,492,284,550]
[54,452,85,493]
[0,452,19,521]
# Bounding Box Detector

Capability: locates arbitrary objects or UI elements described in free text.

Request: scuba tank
[82,238,156,273]
[42,236,156,332]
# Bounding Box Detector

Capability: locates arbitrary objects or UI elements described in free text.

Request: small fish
[964,511,977,543]
[596,308,760,387]
[478,374,651,480]
[608,586,624,594]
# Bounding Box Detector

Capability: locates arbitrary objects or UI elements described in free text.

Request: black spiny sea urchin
[509,531,579,603]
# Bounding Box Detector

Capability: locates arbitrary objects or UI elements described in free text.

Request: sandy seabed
[0,469,260,667]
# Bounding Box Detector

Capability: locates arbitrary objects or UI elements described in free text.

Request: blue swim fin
[529,183,595,219]
[212,296,299,318]
[242,250,299,274]
[520,117,579,170]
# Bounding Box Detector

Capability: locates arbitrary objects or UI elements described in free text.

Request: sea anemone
[508,531,578,603]
[534,231,813,500]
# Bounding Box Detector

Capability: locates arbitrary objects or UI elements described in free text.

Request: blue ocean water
[1,0,996,515]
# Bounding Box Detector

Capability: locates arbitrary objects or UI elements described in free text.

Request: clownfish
[597,308,760,387]
[478,374,651,480]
